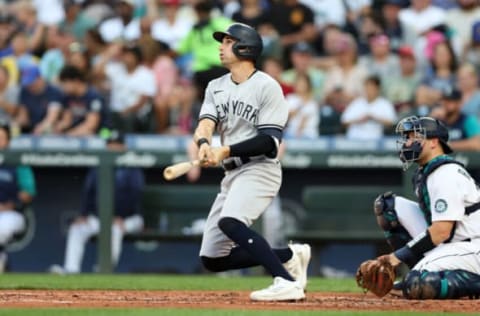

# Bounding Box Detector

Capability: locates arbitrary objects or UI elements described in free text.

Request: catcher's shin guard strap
[404,269,480,299]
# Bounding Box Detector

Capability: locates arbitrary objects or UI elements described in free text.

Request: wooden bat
[163,160,201,181]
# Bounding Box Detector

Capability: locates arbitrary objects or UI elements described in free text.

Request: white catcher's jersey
[199,70,289,147]
[427,164,480,241]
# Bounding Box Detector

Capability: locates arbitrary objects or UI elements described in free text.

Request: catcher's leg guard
[373,192,411,250]
[403,269,480,299]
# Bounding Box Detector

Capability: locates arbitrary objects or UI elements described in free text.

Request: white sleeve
[428,165,466,222]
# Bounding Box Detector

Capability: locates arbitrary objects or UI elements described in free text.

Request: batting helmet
[213,23,263,60]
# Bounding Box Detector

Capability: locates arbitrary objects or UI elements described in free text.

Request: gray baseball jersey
[199,70,289,258]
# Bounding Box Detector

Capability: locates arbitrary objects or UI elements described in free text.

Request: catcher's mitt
[356,257,395,298]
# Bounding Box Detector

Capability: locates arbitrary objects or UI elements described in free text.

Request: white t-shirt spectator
[151,18,192,50]
[105,62,156,113]
[33,0,65,25]
[399,5,446,45]
[285,94,319,139]
[99,17,141,43]
[299,0,371,29]
[341,96,397,140]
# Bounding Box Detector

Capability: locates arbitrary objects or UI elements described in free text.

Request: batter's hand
[198,144,230,167]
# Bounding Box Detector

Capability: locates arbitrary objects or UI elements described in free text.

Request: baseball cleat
[284,243,311,290]
[250,277,305,301]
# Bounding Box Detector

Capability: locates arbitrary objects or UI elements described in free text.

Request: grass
[0,274,474,316]
[0,273,357,292]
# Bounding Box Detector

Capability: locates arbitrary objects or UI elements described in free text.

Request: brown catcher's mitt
[356,257,395,298]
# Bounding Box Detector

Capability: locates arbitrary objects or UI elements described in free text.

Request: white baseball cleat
[283,243,311,290]
[250,277,305,301]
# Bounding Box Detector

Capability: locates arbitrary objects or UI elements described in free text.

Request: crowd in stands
[0,0,480,150]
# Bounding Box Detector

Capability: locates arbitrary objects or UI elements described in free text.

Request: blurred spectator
[359,33,400,81]
[59,0,96,42]
[281,42,325,103]
[398,0,446,47]
[383,45,422,118]
[0,13,18,58]
[39,28,75,83]
[150,0,192,51]
[445,0,480,54]
[341,75,397,140]
[66,42,91,75]
[231,0,268,29]
[323,33,368,112]
[176,0,231,100]
[15,65,63,134]
[1,32,39,87]
[284,73,319,139]
[298,0,348,30]
[0,65,19,124]
[55,65,106,136]
[98,0,142,43]
[141,38,181,133]
[49,132,145,274]
[457,63,480,119]
[380,0,406,51]
[300,0,372,32]
[431,88,480,151]
[220,0,241,19]
[31,0,65,26]
[0,123,36,273]
[94,43,156,133]
[84,29,108,94]
[11,1,47,54]
[463,21,480,72]
[416,38,458,108]
[351,12,384,56]
[261,56,293,97]
[265,0,316,64]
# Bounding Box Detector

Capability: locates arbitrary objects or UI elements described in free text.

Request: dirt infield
[0,290,479,312]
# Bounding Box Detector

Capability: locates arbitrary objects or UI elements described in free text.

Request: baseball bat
[163,159,201,181]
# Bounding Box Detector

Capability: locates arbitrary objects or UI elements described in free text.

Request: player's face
[219,36,237,65]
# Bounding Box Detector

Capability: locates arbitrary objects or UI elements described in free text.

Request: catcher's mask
[396,116,452,170]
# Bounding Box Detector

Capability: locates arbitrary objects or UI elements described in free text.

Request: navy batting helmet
[396,116,452,169]
[213,23,263,60]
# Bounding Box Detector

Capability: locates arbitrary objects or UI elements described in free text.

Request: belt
[222,157,252,171]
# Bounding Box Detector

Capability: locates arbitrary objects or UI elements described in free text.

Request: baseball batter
[374,116,480,299]
[192,23,310,301]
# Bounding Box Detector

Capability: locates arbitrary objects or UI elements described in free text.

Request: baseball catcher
[357,116,480,300]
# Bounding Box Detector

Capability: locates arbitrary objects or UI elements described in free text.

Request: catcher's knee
[373,192,399,230]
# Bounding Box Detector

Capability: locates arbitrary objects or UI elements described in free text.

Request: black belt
[222,157,252,171]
